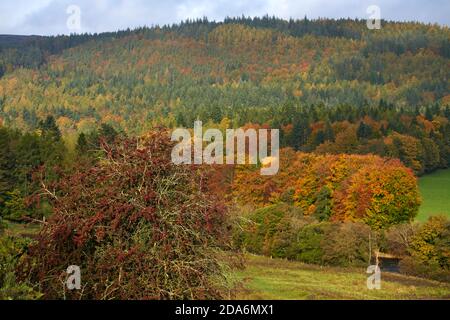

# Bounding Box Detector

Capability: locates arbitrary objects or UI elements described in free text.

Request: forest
[0,17,449,300]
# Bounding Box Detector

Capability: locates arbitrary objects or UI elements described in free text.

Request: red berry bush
[20,129,230,299]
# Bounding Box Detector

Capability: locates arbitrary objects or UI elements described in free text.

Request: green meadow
[418,169,450,222]
[230,255,450,300]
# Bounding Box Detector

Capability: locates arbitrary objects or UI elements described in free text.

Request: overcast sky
[1,0,448,35]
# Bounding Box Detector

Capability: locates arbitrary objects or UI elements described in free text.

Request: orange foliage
[232,150,420,228]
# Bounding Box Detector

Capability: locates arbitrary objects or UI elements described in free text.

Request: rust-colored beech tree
[233,150,421,228]
[20,129,230,300]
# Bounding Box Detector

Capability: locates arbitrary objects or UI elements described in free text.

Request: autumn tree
[233,150,420,229]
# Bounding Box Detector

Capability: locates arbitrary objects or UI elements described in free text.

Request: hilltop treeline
[0,18,449,174]
[1,16,449,70]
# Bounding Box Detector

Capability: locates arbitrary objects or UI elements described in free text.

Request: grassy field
[3,221,41,238]
[3,223,450,300]
[230,255,450,300]
[418,169,450,222]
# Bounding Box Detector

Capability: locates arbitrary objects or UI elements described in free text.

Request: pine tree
[425,107,434,121]
[0,128,16,217]
[76,133,88,154]
[324,121,335,142]
[38,116,66,182]
[357,122,373,140]
[99,123,118,144]
[14,133,42,191]
[3,189,26,221]
[39,115,61,142]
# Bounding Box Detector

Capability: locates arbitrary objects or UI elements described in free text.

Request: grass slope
[418,169,450,222]
[3,221,41,237]
[231,255,450,300]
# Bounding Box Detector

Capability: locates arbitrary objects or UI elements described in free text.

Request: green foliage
[0,116,132,222]
[3,189,26,221]
[0,123,66,221]
[386,216,450,282]
[75,132,88,154]
[295,223,329,264]
[38,115,61,142]
[409,216,450,270]
[312,186,332,221]
[0,218,5,233]
[0,127,16,218]
[236,203,374,267]
[0,236,41,300]
[356,122,373,140]
[238,207,450,282]
[321,223,371,267]
[236,203,304,257]
[99,123,118,144]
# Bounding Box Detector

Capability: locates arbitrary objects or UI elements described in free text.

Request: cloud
[0,0,448,36]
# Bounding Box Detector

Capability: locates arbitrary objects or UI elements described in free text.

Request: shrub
[0,236,41,300]
[20,130,231,300]
[409,216,450,269]
[385,223,417,257]
[386,217,450,282]
[235,203,306,258]
[400,216,450,282]
[294,222,331,264]
[321,222,372,267]
[237,205,377,268]
[399,256,450,283]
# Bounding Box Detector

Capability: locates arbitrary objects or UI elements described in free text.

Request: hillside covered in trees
[1,17,450,299]
[0,17,449,177]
